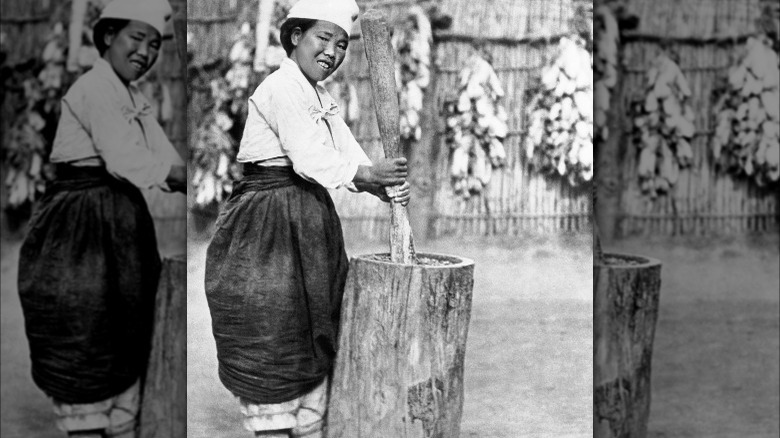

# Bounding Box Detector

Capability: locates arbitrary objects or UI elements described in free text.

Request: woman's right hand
[165,165,187,193]
[355,158,408,186]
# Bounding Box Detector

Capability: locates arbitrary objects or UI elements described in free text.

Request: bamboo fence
[616,0,779,237]
[0,0,187,247]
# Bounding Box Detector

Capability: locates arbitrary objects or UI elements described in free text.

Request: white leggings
[52,380,140,438]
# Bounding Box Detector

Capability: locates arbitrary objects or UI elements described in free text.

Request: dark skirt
[205,164,349,404]
[17,165,161,404]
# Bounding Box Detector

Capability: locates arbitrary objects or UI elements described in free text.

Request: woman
[204,0,410,437]
[17,0,185,437]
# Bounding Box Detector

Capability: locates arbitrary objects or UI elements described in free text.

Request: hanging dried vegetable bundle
[227,23,255,93]
[443,51,508,199]
[524,35,594,186]
[4,80,48,208]
[712,34,779,185]
[190,78,241,208]
[3,0,113,212]
[630,52,695,197]
[38,23,68,111]
[392,5,432,141]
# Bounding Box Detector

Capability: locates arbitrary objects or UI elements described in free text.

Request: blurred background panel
[1,0,187,436]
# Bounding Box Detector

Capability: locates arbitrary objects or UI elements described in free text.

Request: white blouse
[237,58,372,190]
[50,58,183,189]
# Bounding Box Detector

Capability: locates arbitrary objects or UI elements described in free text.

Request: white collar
[92,57,152,109]
[279,57,335,108]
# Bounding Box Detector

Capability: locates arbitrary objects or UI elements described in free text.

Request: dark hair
[93,18,130,55]
[279,18,318,56]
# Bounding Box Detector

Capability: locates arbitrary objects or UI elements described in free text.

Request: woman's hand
[380,181,411,206]
[354,158,408,186]
[165,165,187,194]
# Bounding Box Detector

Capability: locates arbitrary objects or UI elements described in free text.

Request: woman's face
[290,20,349,85]
[103,20,161,84]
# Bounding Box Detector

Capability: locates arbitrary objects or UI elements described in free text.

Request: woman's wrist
[165,165,187,193]
[353,165,374,185]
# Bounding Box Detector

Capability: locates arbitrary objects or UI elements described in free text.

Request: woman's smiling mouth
[129,59,146,71]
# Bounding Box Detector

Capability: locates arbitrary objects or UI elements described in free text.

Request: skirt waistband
[48,164,129,193]
[232,164,306,197]
[55,164,111,181]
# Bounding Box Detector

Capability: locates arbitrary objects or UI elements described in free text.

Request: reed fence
[616,0,779,237]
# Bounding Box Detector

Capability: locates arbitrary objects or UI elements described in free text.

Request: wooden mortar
[328,253,475,437]
[139,255,186,438]
[594,253,662,438]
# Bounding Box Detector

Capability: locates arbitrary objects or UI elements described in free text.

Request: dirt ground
[611,235,780,438]
[186,232,594,438]
[2,230,778,438]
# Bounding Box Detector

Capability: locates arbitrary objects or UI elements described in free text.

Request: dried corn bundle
[594,5,619,141]
[712,34,780,185]
[524,36,594,186]
[392,6,432,141]
[3,80,48,209]
[3,9,99,211]
[630,52,695,197]
[443,51,508,199]
[226,23,255,92]
[190,78,241,208]
[39,23,68,105]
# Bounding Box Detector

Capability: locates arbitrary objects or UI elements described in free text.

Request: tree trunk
[595,69,624,244]
[594,254,662,438]
[170,0,187,74]
[66,0,88,72]
[407,47,438,242]
[327,254,475,438]
[253,0,275,73]
[139,255,186,438]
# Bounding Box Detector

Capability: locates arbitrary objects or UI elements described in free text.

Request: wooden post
[595,68,623,243]
[254,0,275,73]
[594,254,662,438]
[66,0,88,72]
[139,255,186,438]
[170,0,188,74]
[407,55,438,243]
[361,9,415,264]
[327,254,475,437]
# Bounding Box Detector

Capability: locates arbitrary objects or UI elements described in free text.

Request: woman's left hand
[379,181,411,206]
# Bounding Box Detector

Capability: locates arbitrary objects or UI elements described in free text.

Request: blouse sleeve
[62,85,171,189]
[264,82,363,189]
[331,115,373,192]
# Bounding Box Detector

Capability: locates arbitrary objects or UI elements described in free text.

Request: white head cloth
[99,0,172,36]
[286,0,360,36]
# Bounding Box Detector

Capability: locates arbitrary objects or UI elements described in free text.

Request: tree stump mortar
[327,253,475,438]
[139,254,186,438]
[594,253,662,438]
